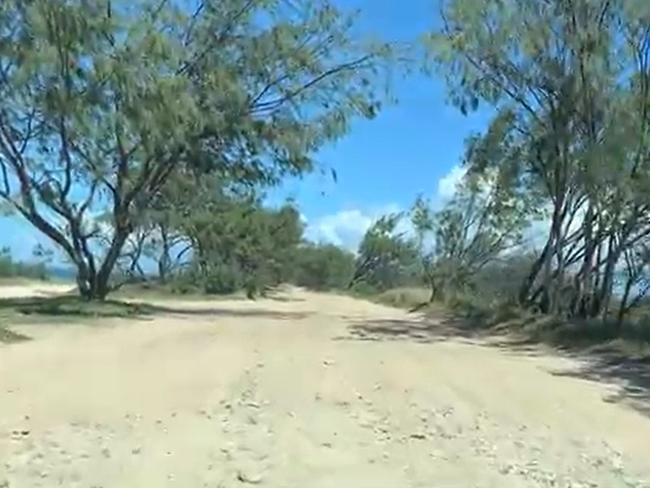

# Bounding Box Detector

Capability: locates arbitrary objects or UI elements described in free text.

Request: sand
[1,285,649,487]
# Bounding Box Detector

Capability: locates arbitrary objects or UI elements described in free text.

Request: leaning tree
[0,0,392,299]
[430,0,650,319]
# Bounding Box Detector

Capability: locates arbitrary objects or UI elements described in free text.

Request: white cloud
[437,165,466,200]
[302,164,479,252]
[304,166,474,253]
[305,204,402,251]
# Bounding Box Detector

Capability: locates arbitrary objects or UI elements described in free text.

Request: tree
[617,238,650,327]
[430,0,650,318]
[471,252,540,305]
[0,0,392,299]
[0,246,48,280]
[135,170,214,284]
[411,170,527,302]
[349,213,420,291]
[293,243,355,290]
[175,190,304,297]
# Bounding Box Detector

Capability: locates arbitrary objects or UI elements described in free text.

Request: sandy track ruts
[1,286,649,487]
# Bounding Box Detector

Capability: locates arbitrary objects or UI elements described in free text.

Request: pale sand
[1,286,649,487]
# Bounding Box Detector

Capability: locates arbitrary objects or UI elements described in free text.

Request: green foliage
[196,262,245,296]
[0,0,394,299]
[132,169,359,296]
[411,173,527,302]
[350,214,421,292]
[292,243,356,290]
[0,247,49,280]
[470,254,540,305]
[447,290,650,357]
[373,287,431,310]
[546,319,650,351]
[428,0,650,321]
[162,182,304,297]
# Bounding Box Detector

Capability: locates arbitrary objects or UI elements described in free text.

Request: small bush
[0,327,30,344]
[375,287,431,309]
[202,264,242,295]
[0,248,49,281]
[1,295,152,319]
[170,278,200,295]
[349,281,380,296]
[167,262,244,296]
[292,244,355,291]
[445,288,650,359]
[544,318,650,348]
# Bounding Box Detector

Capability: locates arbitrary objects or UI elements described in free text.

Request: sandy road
[1,286,649,487]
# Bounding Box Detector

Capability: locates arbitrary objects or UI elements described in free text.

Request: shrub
[293,244,356,291]
[0,248,49,280]
[375,287,430,309]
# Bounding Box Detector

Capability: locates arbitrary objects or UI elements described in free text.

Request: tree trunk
[519,240,550,305]
[77,227,131,301]
[157,224,172,283]
[571,205,596,317]
[75,267,108,301]
[158,259,168,284]
[551,213,569,314]
[616,277,634,330]
[595,235,621,319]
[540,208,562,314]
[76,264,93,300]
[429,280,441,302]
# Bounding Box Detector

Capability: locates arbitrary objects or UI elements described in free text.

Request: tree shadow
[262,294,307,303]
[0,295,156,344]
[340,311,650,418]
[548,351,650,418]
[0,295,155,321]
[141,302,311,320]
[340,311,527,347]
[0,295,313,342]
[340,315,481,344]
[0,326,30,344]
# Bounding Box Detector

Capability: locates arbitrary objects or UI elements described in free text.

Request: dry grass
[0,295,155,340]
[0,326,29,344]
[361,285,650,364]
[441,298,650,362]
[114,280,246,302]
[373,287,432,310]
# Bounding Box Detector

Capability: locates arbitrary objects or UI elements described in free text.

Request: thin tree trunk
[572,204,596,317]
[89,226,131,300]
[519,240,550,305]
[541,198,565,314]
[551,210,569,314]
[596,235,621,319]
[616,277,634,330]
[158,224,172,283]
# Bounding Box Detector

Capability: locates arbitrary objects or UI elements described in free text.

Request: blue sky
[268,0,491,249]
[0,0,492,261]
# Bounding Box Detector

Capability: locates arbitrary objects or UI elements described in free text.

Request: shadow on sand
[141,302,311,321]
[0,295,312,345]
[340,311,650,419]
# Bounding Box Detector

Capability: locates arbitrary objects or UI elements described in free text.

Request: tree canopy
[0,0,393,299]
[427,0,650,322]
[349,213,421,292]
[411,168,528,301]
